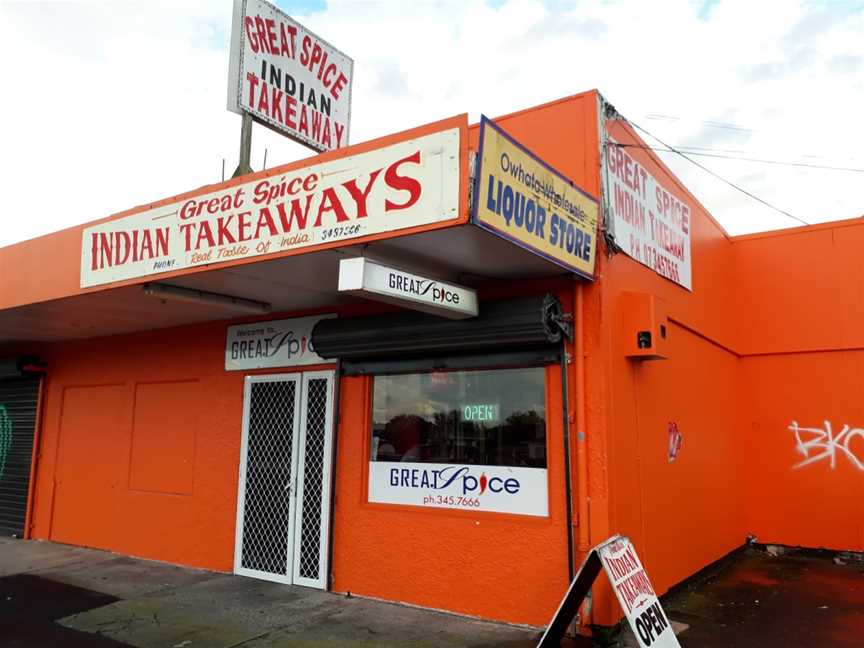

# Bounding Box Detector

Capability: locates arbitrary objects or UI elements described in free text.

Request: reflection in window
[371,367,546,468]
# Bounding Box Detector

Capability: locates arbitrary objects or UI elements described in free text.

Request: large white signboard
[338,257,478,319]
[598,537,681,648]
[603,137,692,290]
[81,127,461,288]
[368,461,548,517]
[227,0,353,151]
[225,314,335,371]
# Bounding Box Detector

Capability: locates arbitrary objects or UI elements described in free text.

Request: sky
[0,0,861,247]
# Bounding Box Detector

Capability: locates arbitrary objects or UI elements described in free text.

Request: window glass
[371,367,546,468]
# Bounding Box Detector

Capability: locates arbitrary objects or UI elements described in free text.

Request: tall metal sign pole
[226,0,354,177]
[234,113,254,178]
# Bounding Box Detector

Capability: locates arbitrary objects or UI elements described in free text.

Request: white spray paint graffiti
[789,420,864,470]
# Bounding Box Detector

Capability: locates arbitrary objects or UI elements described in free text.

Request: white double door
[234,371,335,589]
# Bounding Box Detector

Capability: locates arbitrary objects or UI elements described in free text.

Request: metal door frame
[291,370,336,589]
[233,373,302,585]
[233,371,336,589]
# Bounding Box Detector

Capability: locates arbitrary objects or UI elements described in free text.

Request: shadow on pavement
[0,574,133,647]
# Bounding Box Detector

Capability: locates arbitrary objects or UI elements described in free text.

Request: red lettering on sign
[343,169,382,219]
[244,17,259,52]
[384,151,422,212]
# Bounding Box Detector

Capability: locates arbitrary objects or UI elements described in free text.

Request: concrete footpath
[7,537,860,647]
[0,538,542,648]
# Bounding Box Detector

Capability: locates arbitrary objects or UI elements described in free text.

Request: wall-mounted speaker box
[620,292,669,360]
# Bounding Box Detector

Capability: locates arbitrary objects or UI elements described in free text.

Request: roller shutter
[312,293,569,372]
[0,375,41,537]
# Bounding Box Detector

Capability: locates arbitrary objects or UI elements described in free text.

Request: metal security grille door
[234,372,335,589]
[235,375,301,583]
[292,373,335,588]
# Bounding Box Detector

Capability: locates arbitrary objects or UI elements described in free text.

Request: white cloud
[0,0,861,246]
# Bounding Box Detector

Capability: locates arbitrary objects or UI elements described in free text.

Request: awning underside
[0,224,572,345]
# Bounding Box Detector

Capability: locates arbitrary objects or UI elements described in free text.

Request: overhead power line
[644,113,753,133]
[615,143,864,173]
[615,118,810,227]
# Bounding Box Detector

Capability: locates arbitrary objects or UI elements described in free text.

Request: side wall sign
[472,116,599,280]
[227,0,353,152]
[602,131,693,290]
[80,126,461,288]
[225,314,336,370]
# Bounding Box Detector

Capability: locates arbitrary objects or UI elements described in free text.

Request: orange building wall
[590,118,745,625]
[25,286,578,628]
[28,320,259,570]
[330,365,571,626]
[733,220,864,552]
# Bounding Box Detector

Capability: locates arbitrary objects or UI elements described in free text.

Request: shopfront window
[371,367,546,468]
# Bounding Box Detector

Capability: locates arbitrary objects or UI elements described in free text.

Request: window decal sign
[80,126,461,288]
[367,461,548,517]
[225,314,336,371]
[227,0,353,152]
[472,116,599,280]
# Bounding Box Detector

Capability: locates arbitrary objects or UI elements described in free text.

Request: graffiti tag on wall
[789,420,864,471]
[0,405,11,480]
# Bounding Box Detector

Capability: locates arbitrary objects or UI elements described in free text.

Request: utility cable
[615,143,864,173]
[615,118,810,226]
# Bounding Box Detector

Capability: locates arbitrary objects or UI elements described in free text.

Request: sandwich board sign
[598,537,680,647]
[538,535,680,647]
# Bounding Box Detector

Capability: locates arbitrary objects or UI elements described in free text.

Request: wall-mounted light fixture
[142,283,271,315]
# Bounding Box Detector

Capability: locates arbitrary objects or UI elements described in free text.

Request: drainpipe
[561,341,575,583]
[575,282,590,554]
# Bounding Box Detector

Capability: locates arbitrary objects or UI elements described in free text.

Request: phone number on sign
[422,495,481,508]
[320,224,362,241]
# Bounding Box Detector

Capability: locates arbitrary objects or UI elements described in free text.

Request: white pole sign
[598,537,681,648]
[227,0,353,152]
[338,257,478,319]
[80,127,460,288]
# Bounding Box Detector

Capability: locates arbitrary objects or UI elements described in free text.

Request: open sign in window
[370,367,546,468]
